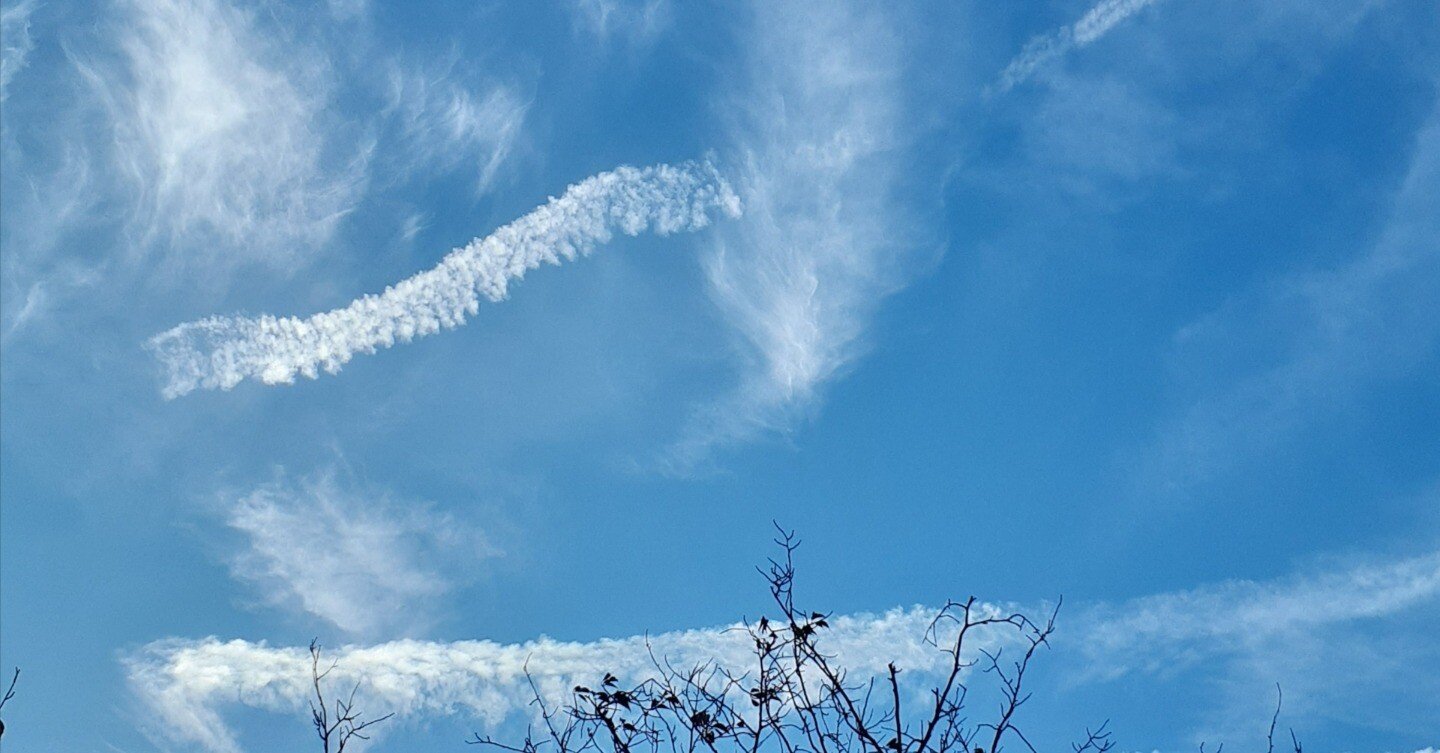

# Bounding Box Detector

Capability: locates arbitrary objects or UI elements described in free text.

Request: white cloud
[383,60,529,193]
[1022,74,1182,194]
[0,0,37,101]
[127,604,1015,753]
[2,263,100,342]
[1149,101,1440,489]
[129,544,1440,752]
[223,469,494,638]
[1076,549,1440,680]
[1074,548,1440,742]
[74,0,367,273]
[993,0,1164,93]
[1072,0,1160,45]
[0,142,102,340]
[671,0,914,466]
[148,160,740,398]
[327,0,367,21]
[569,0,671,44]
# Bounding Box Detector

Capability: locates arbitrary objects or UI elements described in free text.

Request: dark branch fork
[0,667,18,740]
[273,527,1304,752]
[309,640,394,753]
[470,524,1111,753]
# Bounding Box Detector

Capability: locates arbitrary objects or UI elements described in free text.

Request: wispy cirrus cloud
[72,0,368,273]
[0,0,37,101]
[126,604,1008,753]
[1148,100,1440,490]
[326,0,367,21]
[1072,546,1440,742]
[148,161,740,398]
[1,260,100,342]
[1075,549,1440,680]
[0,141,101,339]
[223,468,495,638]
[671,0,915,467]
[568,0,671,44]
[993,0,1164,93]
[383,59,529,193]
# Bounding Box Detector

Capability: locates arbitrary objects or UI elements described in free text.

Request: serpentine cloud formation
[148,161,742,398]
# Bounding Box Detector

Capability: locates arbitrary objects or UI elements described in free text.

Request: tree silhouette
[470,526,1114,753]
[290,526,1306,753]
[309,640,393,753]
[0,667,18,741]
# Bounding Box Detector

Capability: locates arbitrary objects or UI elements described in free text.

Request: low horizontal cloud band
[128,548,1440,752]
[127,605,991,753]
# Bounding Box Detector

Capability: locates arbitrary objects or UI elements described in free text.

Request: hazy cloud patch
[670,0,916,468]
[0,0,38,101]
[74,0,368,273]
[224,468,495,638]
[382,58,529,193]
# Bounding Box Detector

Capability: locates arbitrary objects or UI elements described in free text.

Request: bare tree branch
[470,527,1108,753]
[0,667,18,740]
[310,640,394,753]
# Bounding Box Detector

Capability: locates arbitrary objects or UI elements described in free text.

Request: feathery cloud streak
[383,61,529,192]
[1148,102,1440,489]
[75,0,367,270]
[1074,548,1440,681]
[569,0,671,44]
[224,469,496,638]
[148,161,740,398]
[674,0,910,464]
[994,0,1162,93]
[0,0,37,101]
[127,605,1000,753]
[1071,547,1440,740]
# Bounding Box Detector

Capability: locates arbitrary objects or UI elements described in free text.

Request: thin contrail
[148,160,741,398]
[993,0,1163,93]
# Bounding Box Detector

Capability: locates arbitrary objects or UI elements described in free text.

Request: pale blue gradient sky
[1,1,1438,751]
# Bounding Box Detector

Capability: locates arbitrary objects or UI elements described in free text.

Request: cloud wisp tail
[148,160,741,398]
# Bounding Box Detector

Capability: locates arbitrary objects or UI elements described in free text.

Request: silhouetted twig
[470,524,1104,753]
[310,640,394,753]
[0,667,17,740]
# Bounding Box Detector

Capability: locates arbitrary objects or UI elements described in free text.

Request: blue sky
[1,0,1438,751]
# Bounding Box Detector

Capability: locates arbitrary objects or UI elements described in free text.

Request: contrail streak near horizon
[148,160,741,398]
[127,605,1005,753]
[125,548,1440,752]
